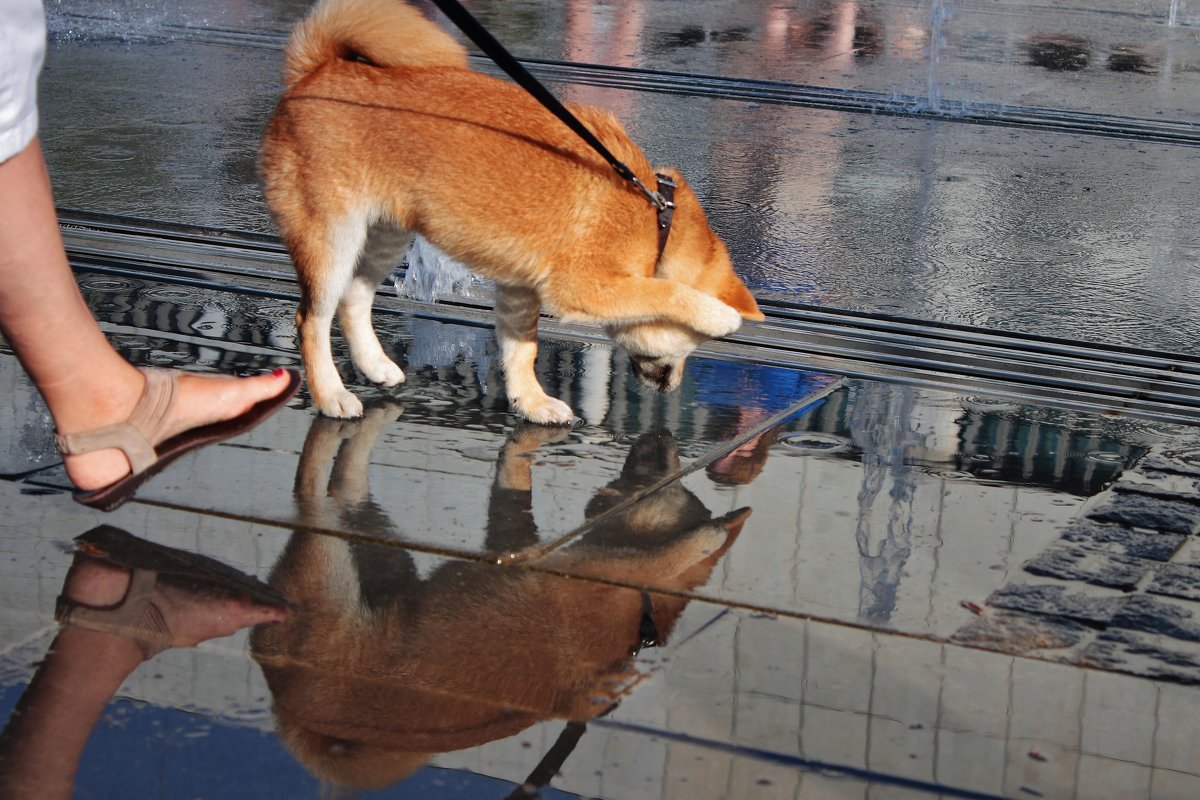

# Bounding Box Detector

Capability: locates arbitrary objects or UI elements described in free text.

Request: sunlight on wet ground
[5,0,1200,796]
[36,0,1200,353]
[4,276,1200,798]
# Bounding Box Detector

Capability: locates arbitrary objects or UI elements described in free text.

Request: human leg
[0,139,297,495]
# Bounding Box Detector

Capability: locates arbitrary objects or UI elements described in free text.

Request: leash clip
[627,173,672,212]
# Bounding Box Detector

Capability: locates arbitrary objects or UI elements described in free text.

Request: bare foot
[59,369,296,493]
[61,556,288,653]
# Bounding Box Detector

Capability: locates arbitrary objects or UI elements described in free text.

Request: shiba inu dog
[260,0,764,424]
[251,415,749,790]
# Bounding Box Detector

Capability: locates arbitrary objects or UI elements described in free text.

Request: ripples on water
[40,0,1200,355]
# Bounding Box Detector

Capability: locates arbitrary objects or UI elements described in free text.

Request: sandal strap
[54,369,178,475]
[55,568,174,659]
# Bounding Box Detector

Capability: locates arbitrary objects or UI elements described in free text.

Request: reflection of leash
[424,0,677,259]
[504,720,588,800]
[503,591,662,799]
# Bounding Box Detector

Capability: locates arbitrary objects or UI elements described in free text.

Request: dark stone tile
[1078,630,1200,685]
[1143,445,1200,479]
[1022,547,1152,590]
[951,610,1090,656]
[985,584,1122,625]
[1138,455,1200,478]
[1057,519,1184,562]
[1148,564,1200,603]
[1116,469,1200,498]
[1109,594,1200,643]
[1086,491,1200,536]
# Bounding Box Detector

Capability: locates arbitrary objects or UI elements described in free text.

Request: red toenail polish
[272,368,286,377]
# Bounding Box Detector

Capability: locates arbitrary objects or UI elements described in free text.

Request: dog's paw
[711,301,746,339]
[692,296,745,339]
[513,394,576,426]
[317,389,365,419]
[359,356,406,388]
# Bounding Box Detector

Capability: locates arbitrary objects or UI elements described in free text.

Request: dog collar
[654,172,677,266]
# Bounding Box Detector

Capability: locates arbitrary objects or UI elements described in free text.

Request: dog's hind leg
[293,215,371,418]
[495,284,576,426]
[340,219,412,390]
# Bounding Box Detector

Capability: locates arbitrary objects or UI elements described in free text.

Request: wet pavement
[5,0,1200,797]
[36,0,1200,353]
[4,271,1200,798]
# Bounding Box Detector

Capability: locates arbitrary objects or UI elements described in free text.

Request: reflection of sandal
[56,367,301,511]
[55,525,291,658]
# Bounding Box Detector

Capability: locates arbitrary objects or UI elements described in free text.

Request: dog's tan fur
[251,416,749,790]
[261,0,763,423]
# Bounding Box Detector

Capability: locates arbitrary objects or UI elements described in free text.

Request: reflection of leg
[495,284,574,425]
[485,425,569,554]
[56,525,289,655]
[0,618,143,800]
[328,400,405,505]
[293,401,403,535]
[0,526,286,800]
[577,347,613,426]
[0,141,297,498]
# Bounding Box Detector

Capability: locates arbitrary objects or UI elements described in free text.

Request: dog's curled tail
[283,0,468,89]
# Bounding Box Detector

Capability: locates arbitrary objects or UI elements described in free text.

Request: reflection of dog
[251,418,749,790]
[260,0,763,424]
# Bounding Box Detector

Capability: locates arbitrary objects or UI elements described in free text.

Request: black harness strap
[654,173,676,262]
[425,0,677,259]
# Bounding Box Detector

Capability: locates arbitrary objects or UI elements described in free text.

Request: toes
[694,297,744,339]
[319,390,365,419]
[712,303,744,338]
[358,357,406,388]
[513,395,576,426]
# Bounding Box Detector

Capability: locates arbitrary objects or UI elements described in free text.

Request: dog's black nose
[631,356,672,391]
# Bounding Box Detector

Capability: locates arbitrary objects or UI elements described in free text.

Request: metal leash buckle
[628,173,671,212]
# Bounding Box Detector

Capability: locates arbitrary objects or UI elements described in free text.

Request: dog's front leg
[495,284,575,426]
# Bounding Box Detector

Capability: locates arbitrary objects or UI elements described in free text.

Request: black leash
[501,592,662,799]
[503,720,589,800]
[425,0,677,251]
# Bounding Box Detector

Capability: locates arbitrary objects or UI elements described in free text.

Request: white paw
[712,301,745,339]
[513,394,576,426]
[318,388,365,419]
[358,356,406,388]
[694,296,744,339]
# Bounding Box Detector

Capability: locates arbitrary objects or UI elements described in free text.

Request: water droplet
[779,432,850,453]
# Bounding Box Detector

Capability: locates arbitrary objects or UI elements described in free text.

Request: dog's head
[605,321,704,392]
[609,172,764,393]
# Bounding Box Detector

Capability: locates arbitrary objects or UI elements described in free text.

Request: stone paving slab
[1022,546,1155,590]
[1057,519,1185,562]
[961,434,1200,688]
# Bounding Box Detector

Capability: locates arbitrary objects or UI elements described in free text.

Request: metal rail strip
[58,211,1200,424]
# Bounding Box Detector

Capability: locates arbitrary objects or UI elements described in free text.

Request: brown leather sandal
[55,524,291,658]
[55,367,300,511]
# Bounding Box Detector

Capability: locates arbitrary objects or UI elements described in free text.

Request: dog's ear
[719,277,765,322]
[719,507,753,536]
